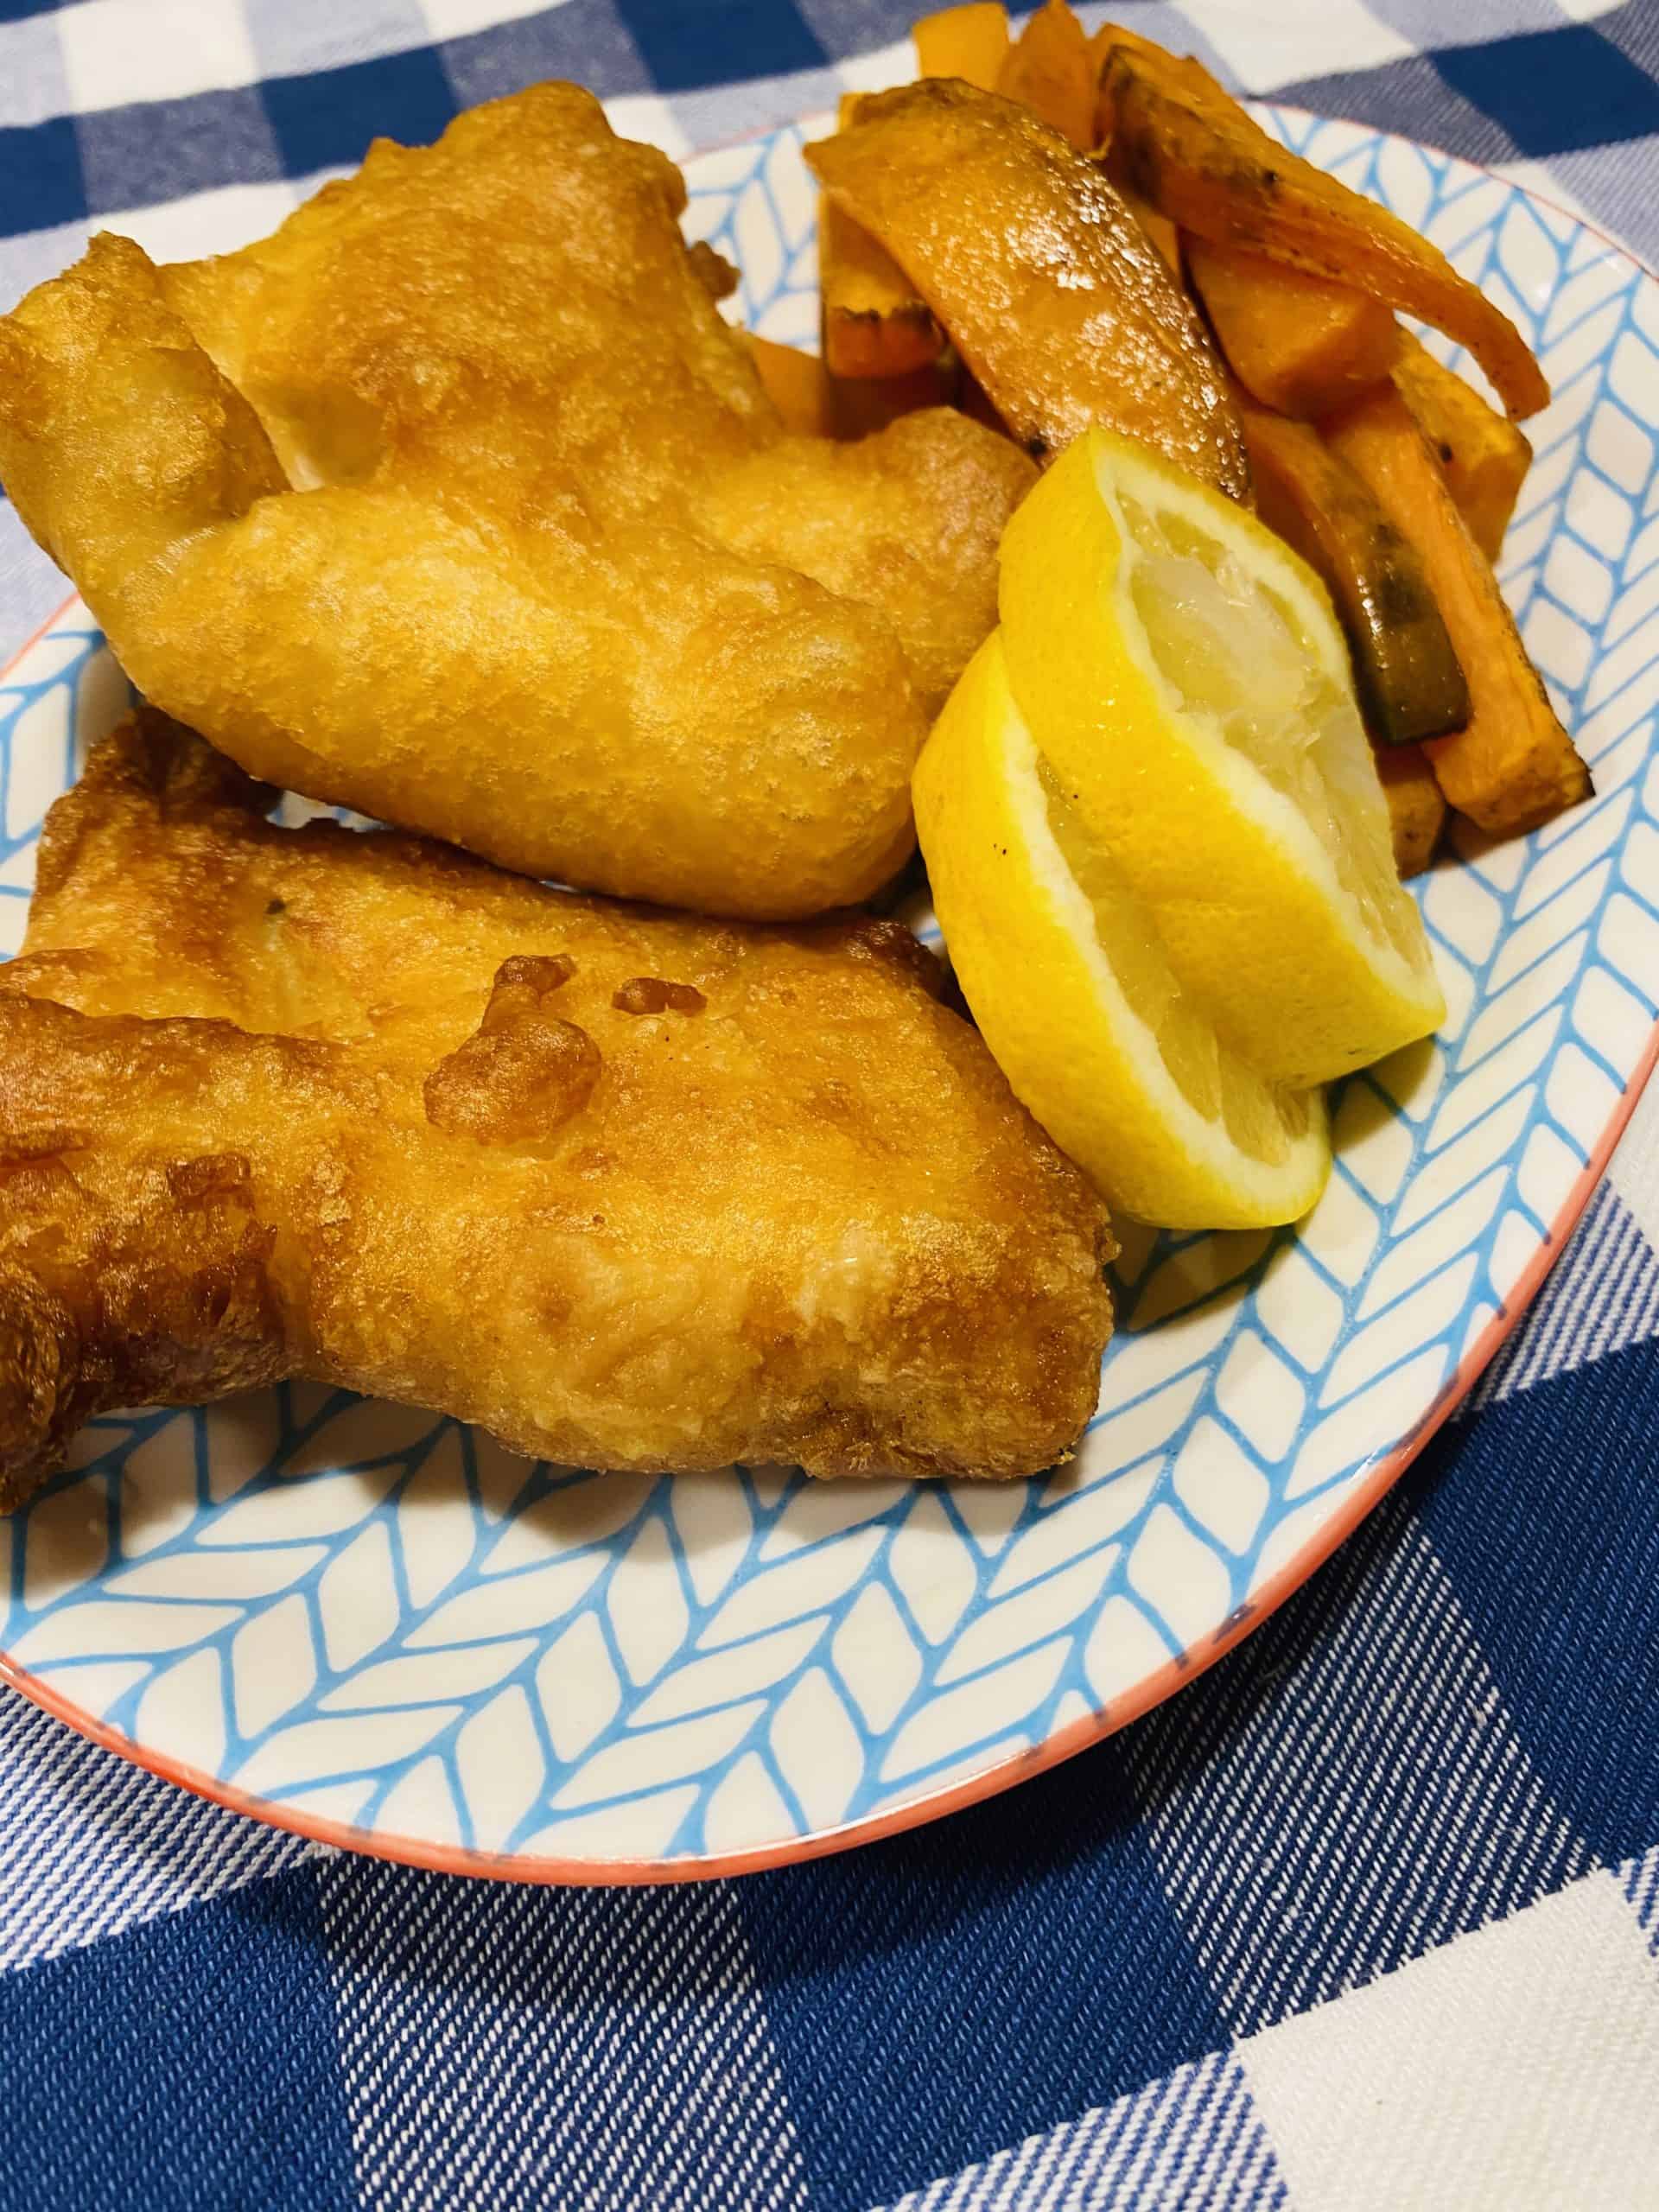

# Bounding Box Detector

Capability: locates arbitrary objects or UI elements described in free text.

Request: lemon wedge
[915,632,1332,1229]
[998,428,1445,1087]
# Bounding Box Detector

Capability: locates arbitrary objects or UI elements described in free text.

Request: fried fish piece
[0,713,1112,1510]
[0,85,1033,921]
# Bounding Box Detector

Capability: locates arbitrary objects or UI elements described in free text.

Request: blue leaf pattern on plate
[3,111,1659,1870]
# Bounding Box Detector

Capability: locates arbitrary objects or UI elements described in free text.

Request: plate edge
[3,109,1655,1879]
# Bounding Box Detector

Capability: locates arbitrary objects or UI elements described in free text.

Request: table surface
[3,4,1659,2209]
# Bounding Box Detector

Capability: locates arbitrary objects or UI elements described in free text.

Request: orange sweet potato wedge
[995,0,1095,148]
[1242,397,1468,745]
[1089,16,1163,142]
[1326,386,1589,835]
[1100,34,1548,419]
[1117,183,1180,273]
[1393,331,1532,562]
[747,329,956,442]
[958,365,1014,441]
[807,79,1249,493]
[1375,742,1447,877]
[1186,238,1401,417]
[913,2,1009,91]
[747,334,836,435]
[830,355,959,438]
[821,95,944,380]
[821,197,944,377]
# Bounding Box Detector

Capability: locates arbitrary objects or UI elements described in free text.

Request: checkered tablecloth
[4,3,1659,2207]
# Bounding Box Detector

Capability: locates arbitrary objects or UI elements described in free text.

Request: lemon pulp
[915,633,1330,1230]
[999,429,1445,1088]
[1116,486,1417,971]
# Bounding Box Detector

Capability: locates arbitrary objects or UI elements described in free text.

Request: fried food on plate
[1098,33,1549,420]
[1392,332,1533,564]
[1374,742,1447,880]
[821,96,945,380]
[1325,387,1590,836]
[807,79,1249,493]
[994,0,1095,149]
[1240,397,1470,747]
[0,85,1033,922]
[746,334,836,435]
[912,2,1009,90]
[1184,241,1402,421]
[0,714,1113,1510]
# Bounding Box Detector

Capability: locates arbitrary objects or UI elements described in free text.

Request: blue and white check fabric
[3,4,1659,2208]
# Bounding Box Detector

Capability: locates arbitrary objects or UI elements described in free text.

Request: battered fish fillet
[0,714,1113,1510]
[0,84,1034,920]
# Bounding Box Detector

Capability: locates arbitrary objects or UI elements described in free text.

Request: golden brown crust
[0,85,1033,920]
[0,1123,289,1512]
[0,714,1112,1507]
[423,961,603,1144]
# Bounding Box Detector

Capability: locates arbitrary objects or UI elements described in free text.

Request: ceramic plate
[3,106,1657,1882]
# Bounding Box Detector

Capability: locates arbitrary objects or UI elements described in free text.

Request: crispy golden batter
[0,714,1112,1509]
[0,85,1033,920]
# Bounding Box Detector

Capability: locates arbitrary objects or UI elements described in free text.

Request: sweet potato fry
[807,79,1249,493]
[1117,184,1179,273]
[1089,16,1161,143]
[831,356,958,437]
[1100,35,1548,419]
[995,0,1094,148]
[1393,331,1532,562]
[1375,742,1446,877]
[821,95,944,380]
[1186,239,1400,417]
[958,367,1014,440]
[1326,387,1589,835]
[1242,398,1468,745]
[913,2,1009,91]
[821,201,944,376]
[747,334,835,435]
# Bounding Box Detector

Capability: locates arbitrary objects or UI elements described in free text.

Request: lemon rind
[917,635,1332,1230]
